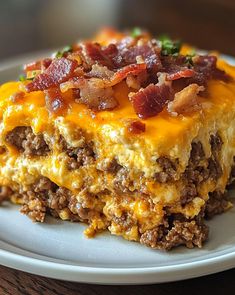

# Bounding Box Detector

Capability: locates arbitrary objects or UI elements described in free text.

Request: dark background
[0,0,235,60]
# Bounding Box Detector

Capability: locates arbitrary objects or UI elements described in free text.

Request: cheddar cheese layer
[0,28,234,250]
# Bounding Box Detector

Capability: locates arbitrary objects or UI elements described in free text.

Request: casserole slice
[0,28,234,250]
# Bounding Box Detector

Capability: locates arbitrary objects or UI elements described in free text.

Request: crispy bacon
[120,43,162,72]
[194,55,217,74]
[127,120,146,134]
[10,91,25,103]
[103,44,119,59]
[168,84,204,115]
[82,42,118,69]
[20,29,232,119]
[62,63,147,91]
[166,69,195,81]
[130,84,172,119]
[110,63,147,86]
[26,58,78,92]
[75,79,118,110]
[161,55,194,81]
[192,55,229,83]
[42,58,52,70]
[72,88,80,99]
[25,73,54,92]
[163,55,229,91]
[24,58,52,72]
[83,39,161,73]
[172,55,229,88]
[46,58,78,84]
[117,37,136,51]
[44,88,66,114]
[24,61,41,72]
[87,64,114,79]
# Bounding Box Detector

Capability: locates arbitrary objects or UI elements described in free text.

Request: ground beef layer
[0,176,232,250]
[0,126,234,250]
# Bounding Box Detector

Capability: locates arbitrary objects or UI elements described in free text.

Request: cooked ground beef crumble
[5,126,50,156]
[0,128,233,250]
[140,218,209,250]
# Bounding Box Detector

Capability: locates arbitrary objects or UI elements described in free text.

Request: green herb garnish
[26,70,40,80]
[185,49,196,66]
[159,35,182,56]
[19,70,41,82]
[185,55,194,66]
[55,45,72,58]
[131,27,142,38]
[19,75,26,82]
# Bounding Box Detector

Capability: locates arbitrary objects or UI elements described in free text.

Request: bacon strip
[21,30,231,117]
[82,42,118,69]
[26,58,78,92]
[110,63,147,86]
[130,84,172,119]
[24,61,41,72]
[127,120,146,134]
[168,84,204,115]
[120,43,162,72]
[76,79,118,111]
[166,69,195,81]
[24,58,52,72]
[192,55,229,84]
[44,88,66,115]
[61,63,147,91]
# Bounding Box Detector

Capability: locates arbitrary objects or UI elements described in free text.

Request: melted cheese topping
[0,59,235,170]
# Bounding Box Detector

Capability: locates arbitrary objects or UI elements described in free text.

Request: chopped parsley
[131,27,142,38]
[159,35,182,56]
[55,45,72,58]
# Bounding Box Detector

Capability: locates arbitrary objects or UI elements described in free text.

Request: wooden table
[0,265,234,295]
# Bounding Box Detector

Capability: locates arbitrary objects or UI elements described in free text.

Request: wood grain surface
[0,265,234,295]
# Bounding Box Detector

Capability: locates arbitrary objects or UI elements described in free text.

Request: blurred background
[0,0,235,61]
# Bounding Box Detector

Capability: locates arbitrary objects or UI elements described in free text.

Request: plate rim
[1,245,235,284]
[0,53,235,284]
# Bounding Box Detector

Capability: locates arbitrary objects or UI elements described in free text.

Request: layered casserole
[0,28,235,250]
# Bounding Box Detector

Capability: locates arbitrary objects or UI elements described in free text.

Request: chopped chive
[159,35,182,56]
[27,70,39,80]
[55,45,72,58]
[185,50,196,65]
[19,75,26,82]
[185,55,194,66]
[55,51,62,58]
[62,45,72,52]
[131,27,142,38]
[19,71,40,82]
[158,34,170,41]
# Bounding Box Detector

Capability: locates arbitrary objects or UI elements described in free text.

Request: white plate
[0,54,235,285]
